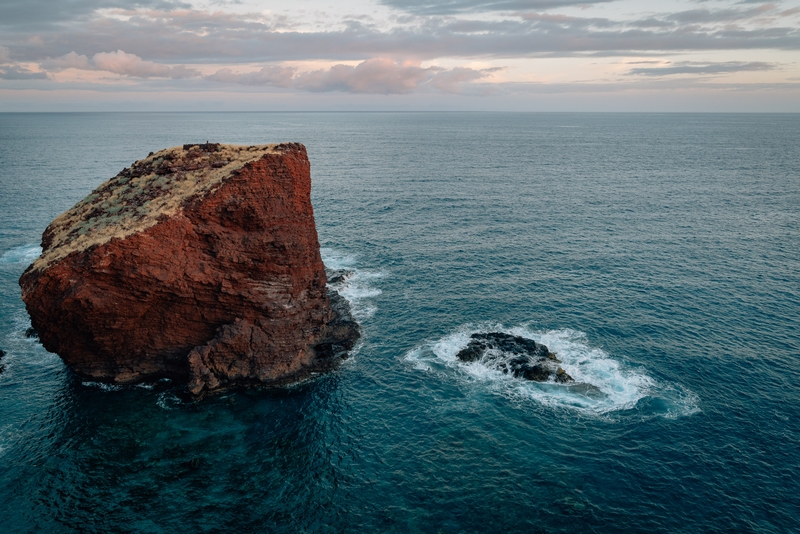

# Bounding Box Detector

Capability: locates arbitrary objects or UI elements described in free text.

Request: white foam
[82,381,123,392]
[157,392,183,410]
[320,248,356,271]
[0,312,61,369]
[406,324,699,418]
[321,247,383,320]
[0,244,42,265]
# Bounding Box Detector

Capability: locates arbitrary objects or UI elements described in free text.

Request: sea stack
[19,142,359,395]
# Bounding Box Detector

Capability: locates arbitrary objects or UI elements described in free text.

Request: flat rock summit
[19,142,359,395]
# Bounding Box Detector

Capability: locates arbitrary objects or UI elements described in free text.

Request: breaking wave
[321,247,383,320]
[157,391,183,410]
[406,324,699,418]
[82,381,123,392]
[0,244,41,265]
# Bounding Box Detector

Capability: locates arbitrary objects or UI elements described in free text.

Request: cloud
[428,66,504,92]
[628,17,674,29]
[41,51,92,70]
[3,2,798,108]
[666,4,780,25]
[205,66,296,87]
[42,50,200,78]
[498,78,800,95]
[627,61,777,76]
[4,4,798,68]
[379,0,615,15]
[92,50,199,78]
[0,0,190,29]
[0,65,48,80]
[0,44,50,81]
[207,58,499,94]
[294,59,432,94]
[39,51,498,94]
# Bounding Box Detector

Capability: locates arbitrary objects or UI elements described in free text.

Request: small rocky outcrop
[326,269,354,285]
[456,332,573,383]
[19,142,359,395]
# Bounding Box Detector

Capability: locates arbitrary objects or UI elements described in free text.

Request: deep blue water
[0,112,798,533]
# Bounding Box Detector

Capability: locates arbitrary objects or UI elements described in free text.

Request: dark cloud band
[3,8,799,65]
[0,65,48,80]
[378,0,615,15]
[0,0,189,29]
[628,61,776,77]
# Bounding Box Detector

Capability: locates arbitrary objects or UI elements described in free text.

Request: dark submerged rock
[326,269,354,285]
[25,327,39,339]
[312,290,360,361]
[456,332,574,383]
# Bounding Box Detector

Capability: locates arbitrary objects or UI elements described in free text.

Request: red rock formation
[19,142,359,395]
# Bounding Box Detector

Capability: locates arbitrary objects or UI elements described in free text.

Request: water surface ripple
[0,113,798,533]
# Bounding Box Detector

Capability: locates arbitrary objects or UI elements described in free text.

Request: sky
[1,0,799,111]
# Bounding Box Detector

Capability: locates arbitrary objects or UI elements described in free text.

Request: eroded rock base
[188,290,359,395]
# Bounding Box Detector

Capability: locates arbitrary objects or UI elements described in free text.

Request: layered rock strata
[20,142,359,395]
[456,332,573,383]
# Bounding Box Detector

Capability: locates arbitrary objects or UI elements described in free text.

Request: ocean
[0,112,798,533]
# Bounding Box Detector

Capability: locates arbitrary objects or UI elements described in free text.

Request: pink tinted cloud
[41,51,92,70]
[42,50,200,78]
[205,58,498,94]
[39,51,498,93]
[294,59,432,94]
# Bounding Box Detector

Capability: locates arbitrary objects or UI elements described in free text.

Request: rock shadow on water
[10,367,350,531]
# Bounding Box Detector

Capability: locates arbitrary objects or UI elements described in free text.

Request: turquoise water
[0,113,798,532]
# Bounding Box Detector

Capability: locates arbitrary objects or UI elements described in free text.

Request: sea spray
[407,324,699,418]
[0,244,41,265]
[322,247,384,320]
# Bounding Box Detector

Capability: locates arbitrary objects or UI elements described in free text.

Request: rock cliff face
[19,142,359,395]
